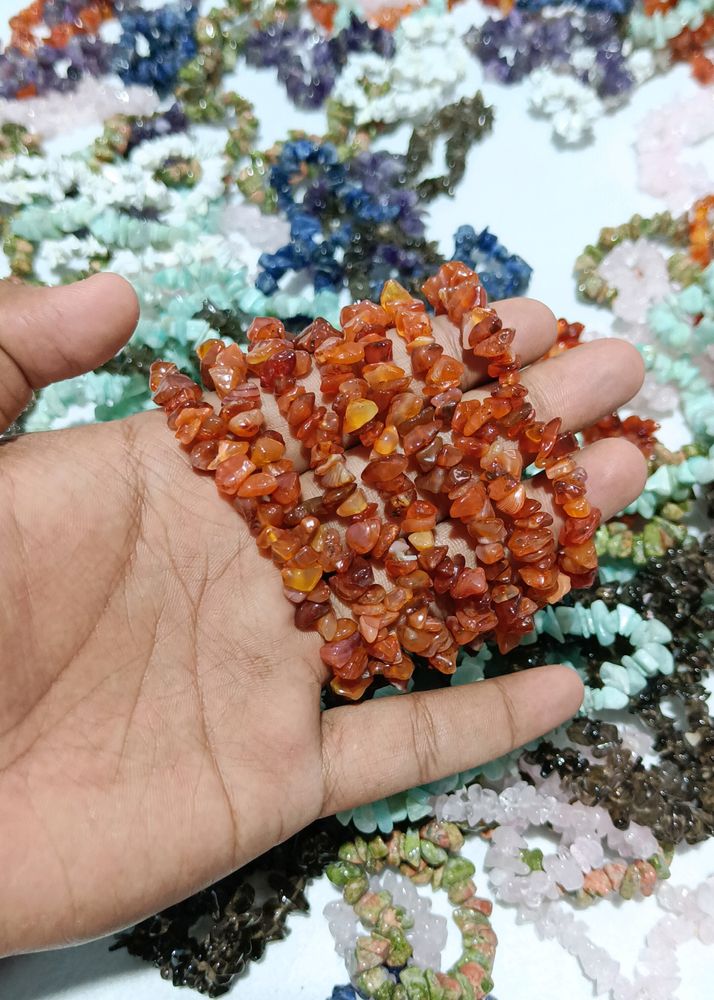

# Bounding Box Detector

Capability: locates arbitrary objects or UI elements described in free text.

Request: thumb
[0,273,139,433]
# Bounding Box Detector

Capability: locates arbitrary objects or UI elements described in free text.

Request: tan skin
[0,274,648,956]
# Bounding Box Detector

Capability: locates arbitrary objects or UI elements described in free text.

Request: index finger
[319,663,583,817]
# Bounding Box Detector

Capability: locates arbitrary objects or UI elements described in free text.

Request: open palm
[0,274,647,955]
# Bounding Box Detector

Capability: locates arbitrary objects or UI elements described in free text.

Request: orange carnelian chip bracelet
[689,194,714,268]
[150,263,600,700]
[9,0,114,56]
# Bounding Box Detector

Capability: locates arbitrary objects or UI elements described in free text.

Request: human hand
[0,274,647,954]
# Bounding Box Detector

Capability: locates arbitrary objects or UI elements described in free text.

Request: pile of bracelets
[150,263,600,699]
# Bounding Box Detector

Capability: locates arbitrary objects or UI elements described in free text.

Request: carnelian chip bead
[315,455,354,489]
[402,420,441,456]
[153,371,202,409]
[270,472,300,506]
[149,360,178,393]
[379,278,415,317]
[296,317,338,353]
[401,500,438,533]
[346,517,381,554]
[209,344,248,397]
[408,531,435,552]
[215,456,257,495]
[559,509,601,546]
[373,425,399,456]
[394,307,432,343]
[228,409,264,438]
[387,391,423,427]
[251,435,286,465]
[426,355,465,389]
[344,398,379,433]
[319,341,365,365]
[336,489,369,518]
[363,337,393,364]
[196,339,223,389]
[340,301,390,340]
[295,600,331,630]
[246,316,286,343]
[563,496,591,518]
[236,473,278,498]
[282,565,323,593]
[190,440,219,470]
[330,674,374,701]
[362,455,409,487]
[439,274,485,324]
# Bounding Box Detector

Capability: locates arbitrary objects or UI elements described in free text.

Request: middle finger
[462,337,645,433]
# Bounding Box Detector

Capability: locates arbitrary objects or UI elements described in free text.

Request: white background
[0,1,712,996]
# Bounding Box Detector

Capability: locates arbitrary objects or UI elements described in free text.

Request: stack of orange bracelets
[150,262,600,700]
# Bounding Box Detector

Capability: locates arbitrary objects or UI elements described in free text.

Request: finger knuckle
[408,696,443,785]
[489,676,520,751]
[319,713,342,816]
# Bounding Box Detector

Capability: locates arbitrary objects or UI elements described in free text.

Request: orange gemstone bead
[364,339,393,364]
[401,500,438,533]
[196,339,223,389]
[330,674,373,700]
[315,455,355,489]
[563,496,592,518]
[237,473,278,498]
[362,455,408,486]
[546,457,578,480]
[379,279,414,318]
[426,355,465,388]
[408,531,435,551]
[387,392,423,427]
[344,398,379,433]
[561,540,598,571]
[190,440,219,470]
[269,472,299,506]
[153,371,202,408]
[215,455,256,495]
[340,301,390,340]
[559,509,600,546]
[282,565,323,593]
[394,307,432,343]
[251,435,286,465]
[374,425,399,455]
[246,316,286,342]
[149,360,178,393]
[209,344,248,397]
[287,393,315,427]
[207,440,248,467]
[402,420,441,456]
[362,361,409,390]
[449,482,488,519]
[346,517,381,554]
[228,408,264,438]
[318,341,365,365]
[336,488,369,517]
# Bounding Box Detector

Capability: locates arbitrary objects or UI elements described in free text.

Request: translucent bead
[337,489,369,517]
[344,398,379,433]
[408,531,435,551]
[374,425,399,455]
[282,565,323,593]
[228,408,264,438]
[215,455,257,495]
[346,517,381,554]
[237,473,278,498]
